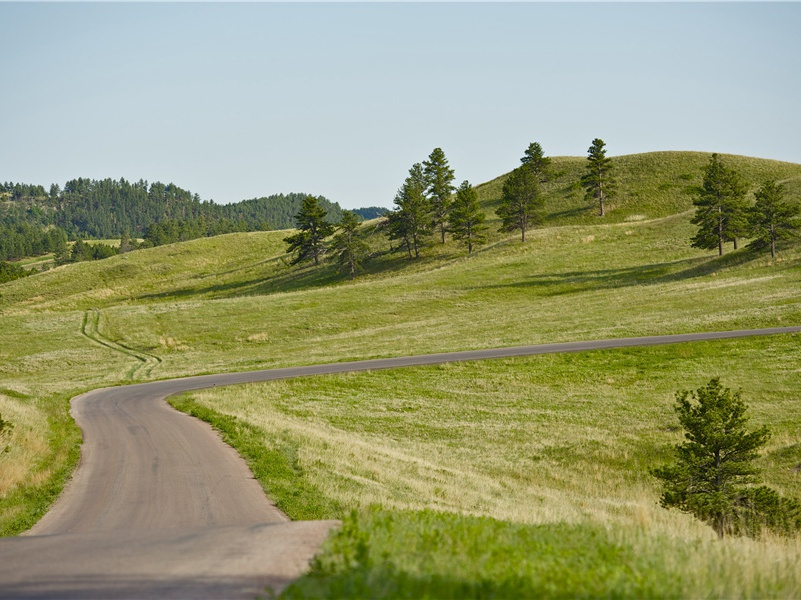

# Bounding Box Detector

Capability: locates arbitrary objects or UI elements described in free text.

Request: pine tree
[387,163,432,259]
[449,180,487,254]
[423,148,456,244]
[329,211,369,279]
[691,154,749,256]
[652,378,789,539]
[283,195,335,266]
[496,165,543,242]
[748,180,800,258]
[580,138,616,217]
[520,142,552,184]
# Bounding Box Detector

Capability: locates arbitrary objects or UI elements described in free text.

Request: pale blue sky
[1,2,799,209]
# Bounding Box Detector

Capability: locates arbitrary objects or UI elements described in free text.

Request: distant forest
[0,178,376,261]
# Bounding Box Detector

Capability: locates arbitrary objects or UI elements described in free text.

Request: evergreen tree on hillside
[329,211,370,279]
[387,163,432,259]
[520,142,552,184]
[748,180,800,258]
[653,378,801,539]
[283,195,335,266]
[580,138,616,217]
[449,180,487,254]
[423,148,456,244]
[691,154,749,256]
[496,165,543,242]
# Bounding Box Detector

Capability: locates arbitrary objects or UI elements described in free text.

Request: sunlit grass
[182,336,801,597]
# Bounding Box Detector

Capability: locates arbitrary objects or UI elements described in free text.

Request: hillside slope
[478,151,801,226]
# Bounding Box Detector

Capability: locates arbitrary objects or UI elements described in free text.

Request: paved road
[1,327,799,599]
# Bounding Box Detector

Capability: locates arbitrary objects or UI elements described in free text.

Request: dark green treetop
[520,142,552,183]
[691,154,749,256]
[329,210,370,279]
[653,378,801,539]
[387,163,432,259]
[283,195,335,266]
[748,180,800,258]
[580,138,616,217]
[496,165,543,242]
[423,148,456,244]
[449,180,487,255]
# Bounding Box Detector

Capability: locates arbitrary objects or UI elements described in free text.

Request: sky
[1,2,800,210]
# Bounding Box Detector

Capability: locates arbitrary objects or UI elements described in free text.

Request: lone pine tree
[449,180,487,254]
[653,378,801,539]
[748,180,800,258]
[496,164,543,242]
[423,148,456,244]
[520,141,552,184]
[283,195,335,266]
[580,138,616,217]
[387,163,432,259]
[330,210,369,279]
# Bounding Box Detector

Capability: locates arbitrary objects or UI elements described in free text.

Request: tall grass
[182,336,801,597]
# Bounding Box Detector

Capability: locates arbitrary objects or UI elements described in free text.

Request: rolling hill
[1,151,800,597]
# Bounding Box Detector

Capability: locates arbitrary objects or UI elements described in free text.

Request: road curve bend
[0,326,798,598]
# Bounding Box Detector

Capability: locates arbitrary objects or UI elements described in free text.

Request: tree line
[1,178,345,240]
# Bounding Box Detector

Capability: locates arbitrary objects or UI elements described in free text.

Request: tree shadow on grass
[475,248,770,297]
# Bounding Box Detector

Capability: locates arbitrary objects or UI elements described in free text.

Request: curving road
[0,327,799,598]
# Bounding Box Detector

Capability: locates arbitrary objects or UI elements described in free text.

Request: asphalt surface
[1,326,799,599]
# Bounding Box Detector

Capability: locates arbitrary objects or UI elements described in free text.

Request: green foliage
[520,141,552,183]
[69,239,118,263]
[423,148,456,244]
[653,378,799,539]
[691,154,750,256]
[448,180,487,254]
[496,164,543,241]
[329,211,370,279]
[283,196,335,266]
[580,138,617,217]
[387,163,432,259]
[1,178,343,239]
[0,223,68,262]
[748,180,800,258]
[0,261,31,284]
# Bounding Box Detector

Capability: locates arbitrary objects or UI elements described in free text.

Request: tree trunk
[771,224,776,258]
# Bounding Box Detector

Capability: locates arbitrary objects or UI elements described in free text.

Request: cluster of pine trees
[285,140,799,282]
[691,154,801,258]
[387,148,487,258]
[0,223,68,262]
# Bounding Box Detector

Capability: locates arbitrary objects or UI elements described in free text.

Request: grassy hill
[1,151,800,596]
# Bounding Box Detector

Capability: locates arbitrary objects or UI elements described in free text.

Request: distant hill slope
[477,151,801,226]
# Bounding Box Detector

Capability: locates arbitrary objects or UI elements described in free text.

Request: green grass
[180,335,801,597]
[0,151,799,593]
[282,509,801,599]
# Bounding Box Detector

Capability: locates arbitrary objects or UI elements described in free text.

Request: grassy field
[0,151,800,595]
[174,335,801,597]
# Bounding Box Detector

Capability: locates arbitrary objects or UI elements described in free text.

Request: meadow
[0,151,800,595]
